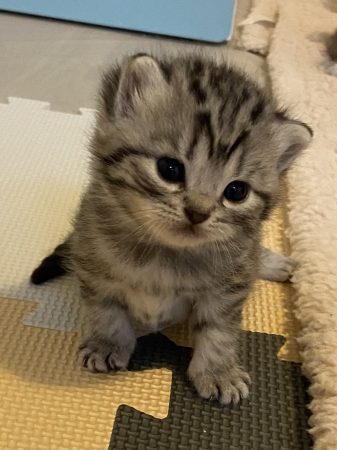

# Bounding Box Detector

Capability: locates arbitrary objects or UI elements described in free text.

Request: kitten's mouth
[152,221,210,248]
[175,223,205,238]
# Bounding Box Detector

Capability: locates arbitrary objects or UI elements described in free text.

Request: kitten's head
[91,54,312,249]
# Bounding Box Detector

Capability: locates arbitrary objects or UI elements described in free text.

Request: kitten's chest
[124,285,191,335]
[108,249,227,332]
[116,262,203,333]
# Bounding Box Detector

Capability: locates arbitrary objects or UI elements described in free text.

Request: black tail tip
[30,254,68,285]
[30,266,51,285]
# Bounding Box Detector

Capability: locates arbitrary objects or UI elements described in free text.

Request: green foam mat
[110,332,312,450]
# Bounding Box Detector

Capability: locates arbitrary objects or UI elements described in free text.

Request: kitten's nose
[184,207,210,225]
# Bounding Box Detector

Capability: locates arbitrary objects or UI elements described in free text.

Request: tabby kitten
[32,53,312,404]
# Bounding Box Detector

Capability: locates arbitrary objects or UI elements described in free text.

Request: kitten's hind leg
[259,246,296,282]
[78,289,136,373]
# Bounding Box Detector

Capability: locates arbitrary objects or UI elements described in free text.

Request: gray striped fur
[48,53,312,403]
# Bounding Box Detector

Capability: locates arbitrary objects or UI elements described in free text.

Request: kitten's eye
[157,157,185,183]
[223,180,249,203]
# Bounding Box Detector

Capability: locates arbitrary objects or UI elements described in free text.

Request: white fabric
[0,98,94,330]
[238,0,278,55]
[241,0,337,448]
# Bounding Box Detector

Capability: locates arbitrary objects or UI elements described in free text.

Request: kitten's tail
[31,238,72,285]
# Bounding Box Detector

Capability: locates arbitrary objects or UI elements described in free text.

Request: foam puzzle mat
[0,98,90,330]
[0,98,310,449]
[111,333,311,450]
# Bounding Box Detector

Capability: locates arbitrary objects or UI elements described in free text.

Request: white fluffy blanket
[241,1,337,449]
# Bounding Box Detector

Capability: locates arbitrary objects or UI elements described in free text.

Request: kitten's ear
[115,54,168,117]
[273,115,313,172]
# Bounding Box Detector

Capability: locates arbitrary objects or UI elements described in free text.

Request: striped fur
[32,52,312,403]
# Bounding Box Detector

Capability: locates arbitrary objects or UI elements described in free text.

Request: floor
[0,1,251,112]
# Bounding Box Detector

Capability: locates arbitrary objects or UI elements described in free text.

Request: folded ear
[115,54,168,118]
[273,115,313,172]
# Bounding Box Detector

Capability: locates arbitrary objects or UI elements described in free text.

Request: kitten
[31,53,312,404]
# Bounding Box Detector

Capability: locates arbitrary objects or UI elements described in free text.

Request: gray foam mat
[110,332,311,450]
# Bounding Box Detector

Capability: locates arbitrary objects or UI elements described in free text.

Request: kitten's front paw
[188,363,251,405]
[78,337,133,373]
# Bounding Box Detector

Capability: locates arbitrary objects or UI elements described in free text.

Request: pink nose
[184,208,210,225]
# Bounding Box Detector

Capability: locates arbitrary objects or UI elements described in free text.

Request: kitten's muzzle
[184,192,215,225]
[184,207,210,225]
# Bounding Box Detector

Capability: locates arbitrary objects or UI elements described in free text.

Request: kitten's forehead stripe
[189,78,207,104]
[228,89,252,128]
[227,87,253,127]
[199,111,215,159]
[186,110,214,160]
[217,102,227,129]
[191,58,205,77]
[215,141,230,162]
[225,130,251,162]
[208,67,225,93]
[241,87,252,104]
